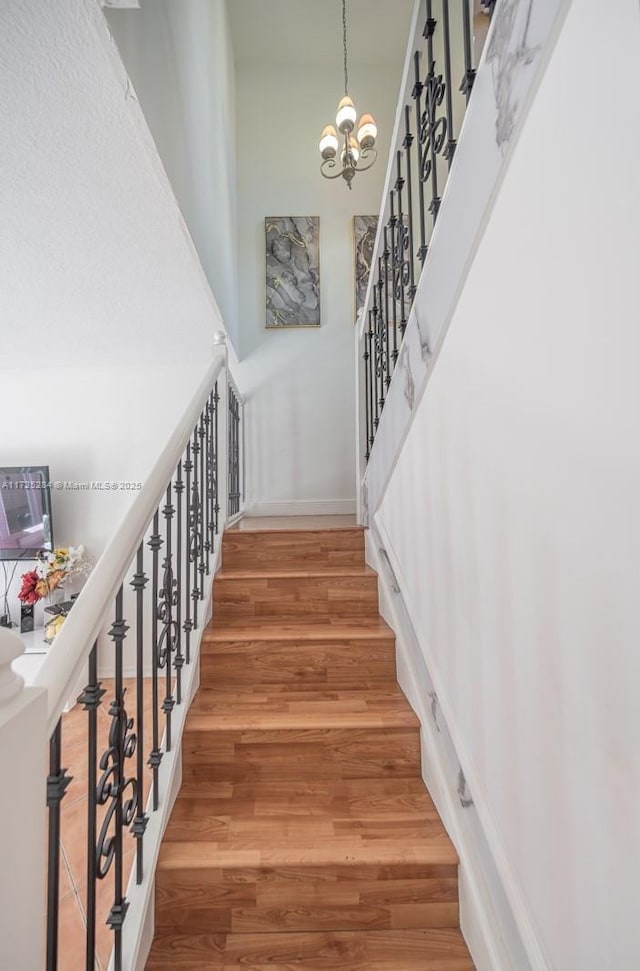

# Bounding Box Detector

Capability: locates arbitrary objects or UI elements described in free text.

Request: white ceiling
[228,0,414,69]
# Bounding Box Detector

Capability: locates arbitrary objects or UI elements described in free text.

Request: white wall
[106,0,240,351]
[235,64,400,514]
[0,0,229,612]
[375,0,640,967]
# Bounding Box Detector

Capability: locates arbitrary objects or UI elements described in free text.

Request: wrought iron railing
[361,0,495,461]
[0,335,246,970]
[228,380,242,519]
[44,379,222,970]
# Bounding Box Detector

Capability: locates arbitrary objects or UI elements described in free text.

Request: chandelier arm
[353,149,378,173]
[320,158,352,181]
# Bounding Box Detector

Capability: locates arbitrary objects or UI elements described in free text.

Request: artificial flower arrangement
[18,546,90,642]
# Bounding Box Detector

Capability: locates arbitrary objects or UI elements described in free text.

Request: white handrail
[34,336,228,736]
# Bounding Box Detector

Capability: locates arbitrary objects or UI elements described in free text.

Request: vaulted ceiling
[228,0,414,69]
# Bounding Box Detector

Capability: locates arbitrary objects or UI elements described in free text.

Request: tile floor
[57,677,157,970]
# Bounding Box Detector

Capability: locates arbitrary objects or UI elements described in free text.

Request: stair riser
[214,575,378,621]
[222,530,365,571]
[155,870,459,934]
[181,727,421,782]
[200,640,396,686]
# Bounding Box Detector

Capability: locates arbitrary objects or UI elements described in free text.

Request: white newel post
[0,627,48,970]
[213,331,231,528]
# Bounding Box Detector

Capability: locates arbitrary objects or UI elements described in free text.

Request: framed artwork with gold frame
[265,216,320,328]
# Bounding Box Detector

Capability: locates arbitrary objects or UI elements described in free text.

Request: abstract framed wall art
[265,216,320,328]
[353,214,378,322]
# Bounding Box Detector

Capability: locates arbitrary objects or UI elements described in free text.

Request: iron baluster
[368,311,377,439]
[203,405,211,574]
[197,413,206,599]
[442,0,457,163]
[129,547,148,883]
[363,328,371,462]
[403,104,417,303]
[160,483,177,753]
[46,719,72,971]
[98,587,136,971]
[387,203,399,370]
[147,511,163,810]
[413,50,427,264]
[182,443,194,664]
[421,1,445,225]
[395,148,410,339]
[173,461,185,705]
[460,0,476,100]
[372,278,381,428]
[206,396,215,563]
[382,230,391,395]
[213,382,220,534]
[77,642,104,967]
[190,425,202,628]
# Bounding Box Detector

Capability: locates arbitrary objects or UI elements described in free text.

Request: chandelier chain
[342,0,349,95]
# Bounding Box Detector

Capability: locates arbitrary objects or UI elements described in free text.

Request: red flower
[18,569,42,605]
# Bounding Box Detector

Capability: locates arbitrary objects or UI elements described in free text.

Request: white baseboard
[365,519,538,971]
[245,499,356,517]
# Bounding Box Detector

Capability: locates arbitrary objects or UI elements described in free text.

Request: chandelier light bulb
[319,125,339,160]
[341,135,360,166]
[357,113,377,150]
[336,95,357,133]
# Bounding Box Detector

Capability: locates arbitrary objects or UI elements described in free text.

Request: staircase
[146,524,474,969]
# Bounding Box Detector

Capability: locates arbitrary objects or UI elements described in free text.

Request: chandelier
[318,0,378,189]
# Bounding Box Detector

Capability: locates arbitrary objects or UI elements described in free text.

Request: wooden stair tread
[176,777,432,801]
[191,686,405,703]
[216,567,376,580]
[164,778,447,843]
[158,838,459,871]
[204,618,394,641]
[188,685,415,720]
[146,928,474,969]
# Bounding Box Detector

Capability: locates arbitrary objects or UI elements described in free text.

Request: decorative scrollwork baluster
[197,414,206,599]
[387,203,399,371]
[403,104,417,305]
[420,2,447,225]
[363,325,371,462]
[159,484,177,753]
[182,443,194,663]
[394,149,411,340]
[205,397,215,565]
[203,405,212,575]
[96,588,136,971]
[173,463,185,706]
[147,512,163,810]
[77,642,104,966]
[367,307,377,442]
[190,425,202,629]
[442,0,457,164]
[129,547,148,884]
[382,230,392,395]
[213,383,220,534]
